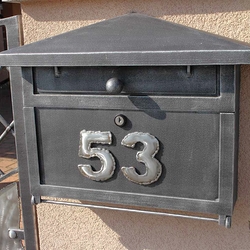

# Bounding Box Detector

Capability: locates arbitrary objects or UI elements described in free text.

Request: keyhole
[114,115,126,127]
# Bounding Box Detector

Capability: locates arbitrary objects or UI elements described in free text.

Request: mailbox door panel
[33,108,219,201]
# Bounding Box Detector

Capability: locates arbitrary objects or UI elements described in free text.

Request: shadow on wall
[91,208,227,250]
[22,0,250,21]
[88,65,250,250]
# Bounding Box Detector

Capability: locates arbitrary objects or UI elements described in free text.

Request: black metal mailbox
[1,13,250,247]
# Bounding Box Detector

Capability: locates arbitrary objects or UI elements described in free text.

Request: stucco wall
[20,1,250,249]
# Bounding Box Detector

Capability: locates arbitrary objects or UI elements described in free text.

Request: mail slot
[33,66,218,95]
[1,13,250,239]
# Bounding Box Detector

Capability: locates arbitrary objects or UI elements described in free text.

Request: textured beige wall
[20,1,250,249]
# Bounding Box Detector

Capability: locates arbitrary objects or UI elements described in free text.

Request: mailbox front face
[22,65,238,216]
[36,109,219,200]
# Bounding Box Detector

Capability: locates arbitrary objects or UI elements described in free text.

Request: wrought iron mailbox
[1,13,250,247]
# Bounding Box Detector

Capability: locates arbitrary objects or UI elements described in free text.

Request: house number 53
[78,130,162,185]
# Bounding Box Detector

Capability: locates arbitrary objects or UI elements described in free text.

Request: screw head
[9,230,17,239]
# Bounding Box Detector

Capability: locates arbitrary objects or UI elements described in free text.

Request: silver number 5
[121,132,162,185]
[78,130,115,181]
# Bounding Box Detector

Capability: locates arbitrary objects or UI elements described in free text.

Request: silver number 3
[121,132,162,185]
[78,130,162,185]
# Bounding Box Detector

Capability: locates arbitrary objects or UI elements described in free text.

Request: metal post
[0,16,40,249]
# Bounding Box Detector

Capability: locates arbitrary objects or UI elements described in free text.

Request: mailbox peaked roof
[1,13,250,66]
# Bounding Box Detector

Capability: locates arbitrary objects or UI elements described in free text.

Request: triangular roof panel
[1,13,250,66]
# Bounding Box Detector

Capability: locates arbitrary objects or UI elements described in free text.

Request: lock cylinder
[114,114,126,127]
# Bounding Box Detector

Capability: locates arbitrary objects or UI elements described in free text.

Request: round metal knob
[8,230,17,239]
[106,78,123,94]
[114,115,126,127]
